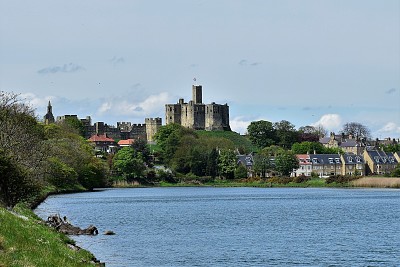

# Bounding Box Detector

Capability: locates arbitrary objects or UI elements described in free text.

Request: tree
[113,147,146,181]
[298,126,321,142]
[291,142,325,154]
[275,151,299,176]
[253,153,273,178]
[0,151,40,207]
[274,120,299,149]
[131,138,152,165]
[206,148,219,178]
[45,157,79,188]
[218,150,237,179]
[235,164,248,179]
[247,120,277,148]
[341,122,371,140]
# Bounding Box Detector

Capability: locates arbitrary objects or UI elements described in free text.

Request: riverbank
[0,204,102,267]
[113,176,400,189]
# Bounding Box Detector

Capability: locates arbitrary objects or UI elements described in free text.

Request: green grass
[0,205,97,267]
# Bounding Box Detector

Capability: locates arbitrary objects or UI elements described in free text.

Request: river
[35,187,400,267]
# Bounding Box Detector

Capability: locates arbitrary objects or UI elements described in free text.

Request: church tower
[43,101,55,124]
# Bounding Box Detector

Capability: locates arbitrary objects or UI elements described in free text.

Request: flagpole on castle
[193,77,197,85]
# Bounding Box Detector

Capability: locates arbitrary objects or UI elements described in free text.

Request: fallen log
[47,214,98,235]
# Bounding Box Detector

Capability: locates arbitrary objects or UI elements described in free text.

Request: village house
[319,132,366,155]
[293,154,312,177]
[340,153,365,176]
[88,134,117,154]
[363,148,398,175]
[237,153,254,177]
[117,139,135,147]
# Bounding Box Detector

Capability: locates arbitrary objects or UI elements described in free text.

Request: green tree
[274,120,299,149]
[275,151,299,176]
[0,151,39,207]
[45,157,79,189]
[206,148,219,178]
[235,164,248,179]
[131,138,152,165]
[218,150,237,179]
[291,142,325,154]
[113,147,146,181]
[253,153,273,178]
[247,120,277,149]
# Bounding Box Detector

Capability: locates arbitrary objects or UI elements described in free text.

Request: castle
[165,85,230,131]
[44,102,162,142]
[42,84,230,145]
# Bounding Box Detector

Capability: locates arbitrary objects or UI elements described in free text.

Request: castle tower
[43,101,55,124]
[145,117,162,142]
[192,85,202,104]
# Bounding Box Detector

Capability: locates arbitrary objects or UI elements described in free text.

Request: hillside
[196,130,258,153]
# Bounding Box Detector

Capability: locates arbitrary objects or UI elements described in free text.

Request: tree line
[0,91,108,207]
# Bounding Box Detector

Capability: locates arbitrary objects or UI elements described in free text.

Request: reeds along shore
[352,177,400,188]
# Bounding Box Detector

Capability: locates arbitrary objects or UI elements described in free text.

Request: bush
[0,152,40,207]
[235,164,248,179]
[267,177,292,184]
[293,174,311,183]
[326,175,357,184]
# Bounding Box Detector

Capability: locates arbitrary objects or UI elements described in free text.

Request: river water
[35,187,400,267]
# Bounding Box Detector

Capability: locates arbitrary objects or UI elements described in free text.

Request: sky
[1,0,399,138]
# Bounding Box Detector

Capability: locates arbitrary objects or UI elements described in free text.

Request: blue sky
[1,0,399,138]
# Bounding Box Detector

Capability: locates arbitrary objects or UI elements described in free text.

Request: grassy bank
[0,205,99,267]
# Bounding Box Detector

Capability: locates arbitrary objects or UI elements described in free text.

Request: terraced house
[293,153,365,177]
[363,149,398,175]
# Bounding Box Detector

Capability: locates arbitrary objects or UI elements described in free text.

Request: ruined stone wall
[165,104,181,125]
[205,103,230,131]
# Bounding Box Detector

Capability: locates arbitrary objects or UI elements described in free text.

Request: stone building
[145,117,162,142]
[43,101,55,124]
[165,85,230,131]
[55,112,162,143]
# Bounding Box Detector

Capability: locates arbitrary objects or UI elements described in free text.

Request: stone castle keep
[165,85,230,131]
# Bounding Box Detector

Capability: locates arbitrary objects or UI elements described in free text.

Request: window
[347,156,353,163]
[374,156,380,163]
[335,158,340,164]
[329,158,333,164]
[312,159,318,164]
[355,156,361,163]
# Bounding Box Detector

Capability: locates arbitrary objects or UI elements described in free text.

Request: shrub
[326,175,357,184]
[293,174,311,183]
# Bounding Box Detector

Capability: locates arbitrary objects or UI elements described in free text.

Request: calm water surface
[35,187,400,267]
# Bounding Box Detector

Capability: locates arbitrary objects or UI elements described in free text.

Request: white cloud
[230,116,271,135]
[19,92,56,109]
[376,122,400,136]
[97,92,171,117]
[230,117,252,134]
[311,114,342,132]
